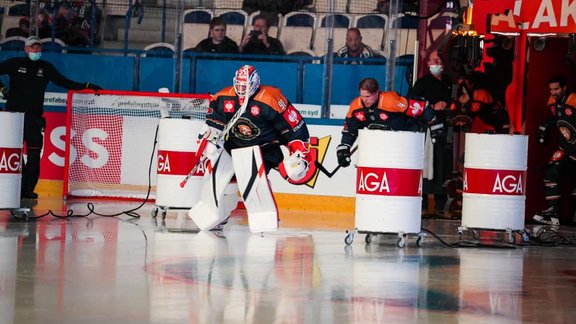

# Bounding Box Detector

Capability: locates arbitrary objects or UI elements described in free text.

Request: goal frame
[63,89,211,200]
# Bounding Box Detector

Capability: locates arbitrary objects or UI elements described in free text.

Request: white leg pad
[188,150,235,230]
[219,181,239,219]
[247,211,279,233]
[231,146,279,233]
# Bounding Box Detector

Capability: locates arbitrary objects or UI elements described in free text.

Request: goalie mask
[233,65,260,99]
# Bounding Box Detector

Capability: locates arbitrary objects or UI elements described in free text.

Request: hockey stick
[315,146,358,178]
[178,136,209,188]
[179,80,253,188]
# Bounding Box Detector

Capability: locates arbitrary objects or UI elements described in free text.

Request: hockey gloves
[85,82,102,91]
[406,98,427,117]
[336,144,351,168]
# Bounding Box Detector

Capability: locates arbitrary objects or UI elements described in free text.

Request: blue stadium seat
[143,42,175,58]
[0,36,26,51]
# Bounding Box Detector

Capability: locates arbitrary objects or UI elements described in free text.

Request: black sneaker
[21,192,38,200]
[533,208,560,226]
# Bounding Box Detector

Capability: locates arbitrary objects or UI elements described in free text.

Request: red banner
[486,0,576,34]
[464,168,526,196]
[356,166,422,197]
[41,111,68,180]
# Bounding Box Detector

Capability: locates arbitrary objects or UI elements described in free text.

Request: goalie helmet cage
[63,90,211,200]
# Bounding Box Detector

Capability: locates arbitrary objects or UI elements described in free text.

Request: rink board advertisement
[19,91,357,198]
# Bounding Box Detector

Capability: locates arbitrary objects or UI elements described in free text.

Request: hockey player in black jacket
[188,65,313,233]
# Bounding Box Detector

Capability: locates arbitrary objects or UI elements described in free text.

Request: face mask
[429,64,443,76]
[28,52,41,61]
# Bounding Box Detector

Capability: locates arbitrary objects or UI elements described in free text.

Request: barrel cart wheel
[506,229,515,244]
[4,208,31,221]
[345,231,355,245]
[152,206,168,220]
[521,230,530,243]
[416,233,426,247]
[365,233,373,244]
[457,226,468,240]
[472,230,480,240]
[396,233,407,248]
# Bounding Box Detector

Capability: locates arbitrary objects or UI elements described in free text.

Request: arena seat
[312,13,351,55]
[391,14,418,56]
[143,42,175,57]
[40,38,67,53]
[279,11,317,53]
[354,13,387,52]
[0,36,26,51]
[182,9,213,50]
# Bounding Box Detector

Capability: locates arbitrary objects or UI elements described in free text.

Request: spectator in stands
[239,15,285,55]
[5,17,30,38]
[242,0,312,21]
[375,0,389,14]
[0,36,102,200]
[335,28,374,64]
[53,0,101,47]
[36,8,53,39]
[194,17,239,54]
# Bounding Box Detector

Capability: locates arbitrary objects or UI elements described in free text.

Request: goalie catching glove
[336,144,351,168]
[279,140,316,183]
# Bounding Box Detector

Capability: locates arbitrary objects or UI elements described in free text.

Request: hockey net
[64,90,210,199]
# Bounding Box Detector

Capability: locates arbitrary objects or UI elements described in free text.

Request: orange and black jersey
[545,93,576,154]
[341,91,412,147]
[207,85,310,150]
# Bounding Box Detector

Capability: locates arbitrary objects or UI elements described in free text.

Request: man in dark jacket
[239,15,285,55]
[194,17,239,54]
[0,36,101,199]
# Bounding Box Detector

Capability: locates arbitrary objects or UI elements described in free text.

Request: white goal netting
[64,90,210,199]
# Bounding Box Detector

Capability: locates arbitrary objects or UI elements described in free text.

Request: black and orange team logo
[278,136,332,188]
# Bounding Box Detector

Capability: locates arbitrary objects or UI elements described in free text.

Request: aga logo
[464,168,525,195]
[0,148,22,174]
[356,167,422,196]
